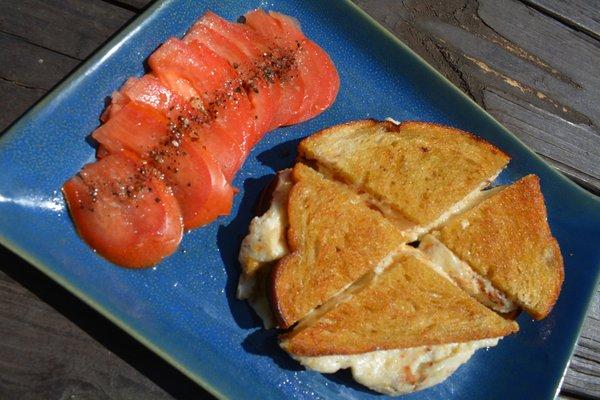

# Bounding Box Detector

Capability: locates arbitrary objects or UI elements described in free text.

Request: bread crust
[435,175,564,319]
[298,120,510,226]
[270,163,406,328]
[280,250,518,356]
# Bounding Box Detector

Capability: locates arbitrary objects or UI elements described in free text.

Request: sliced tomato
[270,12,340,124]
[197,12,287,135]
[150,38,258,157]
[115,75,188,116]
[91,101,235,227]
[95,100,246,180]
[101,90,128,122]
[278,38,339,125]
[92,101,170,156]
[62,153,183,268]
[163,141,234,230]
[244,10,305,128]
[199,12,267,59]
[149,38,235,102]
[184,18,251,68]
[184,118,247,180]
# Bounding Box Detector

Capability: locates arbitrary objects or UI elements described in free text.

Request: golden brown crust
[270,163,407,328]
[280,250,518,356]
[298,120,510,226]
[435,175,564,319]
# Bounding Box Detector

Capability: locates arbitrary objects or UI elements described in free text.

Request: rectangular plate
[1,0,599,398]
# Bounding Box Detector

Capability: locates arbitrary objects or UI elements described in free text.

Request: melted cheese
[293,338,500,395]
[237,169,293,328]
[239,169,293,270]
[419,234,517,314]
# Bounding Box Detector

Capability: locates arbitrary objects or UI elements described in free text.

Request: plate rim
[0,0,598,398]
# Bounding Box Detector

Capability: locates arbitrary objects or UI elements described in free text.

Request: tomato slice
[244,10,305,128]
[185,16,272,146]
[149,38,236,103]
[269,12,339,125]
[92,101,171,156]
[91,101,235,228]
[62,153,183,268]
[297,39,339,122]
[99,83,247,181]
[165,141,234,229]
[185,18,251,67]
[199,12,267,59]
[182,117,247,181]
[150,38,257,162]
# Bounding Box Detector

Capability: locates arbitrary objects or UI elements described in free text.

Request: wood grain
[0,245,210,400]
[562,288,600,398]
[353,0,600,193]
[0,32,78,129]
[523,0,600,40]
[0,0,133,60]
[0,0,598,398]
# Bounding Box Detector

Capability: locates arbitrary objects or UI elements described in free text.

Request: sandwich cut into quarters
[237,118,563,395]
[239,120,513,328]
[280,248,519,395]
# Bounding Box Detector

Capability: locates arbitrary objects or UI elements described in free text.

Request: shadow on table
[0,246,213,400]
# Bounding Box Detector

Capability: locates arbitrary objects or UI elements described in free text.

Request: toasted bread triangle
[280,249,518,356]
[433,175,564,319]
[298,120,509,227]
[271,163,407,328]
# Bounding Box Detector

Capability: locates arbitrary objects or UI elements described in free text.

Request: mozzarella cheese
[419,234,517,313]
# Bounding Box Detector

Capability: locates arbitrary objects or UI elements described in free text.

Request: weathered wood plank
[483,89,600,191]
[352,0,600,193]
[0,32,79,90]
[0,32,79,131]
[0,80,45,132]
[562,288,600,398]
[476,0,599,130]
[522,0,600,40]
[0,245,211,400]
[101,0,151,11]
[0,0,134,60]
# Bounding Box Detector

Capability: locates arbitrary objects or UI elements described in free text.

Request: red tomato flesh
[62,153,183,268]
[91,101,235,229]
[243,10,306,128]
[99,81,248,181]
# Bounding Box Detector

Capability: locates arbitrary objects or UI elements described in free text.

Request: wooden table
[0,1,597,398]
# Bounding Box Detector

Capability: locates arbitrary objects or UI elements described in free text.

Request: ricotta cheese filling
[418,234,518,314]
[237,169,293,329]
[238,168,293,271]
[292,338,500,396]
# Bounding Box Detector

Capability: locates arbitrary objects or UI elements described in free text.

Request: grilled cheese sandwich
[237,119,562,395]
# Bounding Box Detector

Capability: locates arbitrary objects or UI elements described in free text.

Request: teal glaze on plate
[0,0,599,399]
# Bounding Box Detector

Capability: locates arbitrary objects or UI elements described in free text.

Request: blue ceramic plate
[1,1,598,399]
